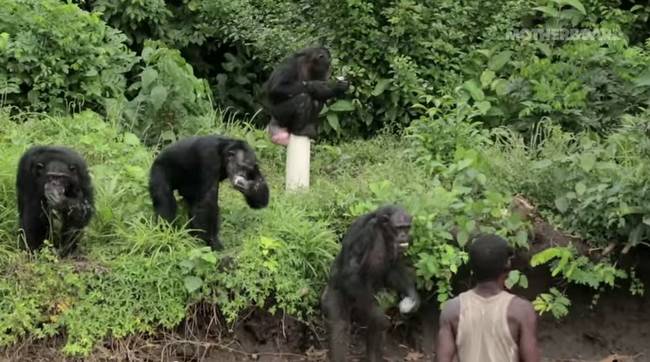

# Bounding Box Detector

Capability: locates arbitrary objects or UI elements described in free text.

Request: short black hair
[468,234,512,282]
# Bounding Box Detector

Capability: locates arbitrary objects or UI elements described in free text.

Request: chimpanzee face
[390,210,412,247]
[225,148,269,208]
[305,47,331,80]
[35,159,80,206]
[226,149,258,190]
[379,207,412,249]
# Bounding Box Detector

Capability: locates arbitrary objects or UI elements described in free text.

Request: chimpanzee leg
[20,210,47,252]
[269,94,322,139]
[291,94,323,138]
[188,186,221,250]
[359,299,390,362]
[321,286,350,362]
[149,164,177,222]
[58,225,81,256]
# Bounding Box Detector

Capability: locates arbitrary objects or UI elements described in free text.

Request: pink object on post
[266,121,291,146]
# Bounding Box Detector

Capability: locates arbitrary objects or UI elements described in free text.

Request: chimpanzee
[149,136,269,250]
[16,146,95,256]
[263,46,349,145]
[321,205,420,362]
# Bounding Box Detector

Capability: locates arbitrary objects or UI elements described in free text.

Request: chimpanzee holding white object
[321,205,420,362]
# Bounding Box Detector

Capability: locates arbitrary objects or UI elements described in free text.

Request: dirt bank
[3,255,649,362]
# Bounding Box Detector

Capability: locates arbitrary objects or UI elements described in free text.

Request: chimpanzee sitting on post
[263,46,349,145]
[321,205,420,362]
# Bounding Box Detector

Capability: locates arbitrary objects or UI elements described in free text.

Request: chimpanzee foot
[267,124,291,146]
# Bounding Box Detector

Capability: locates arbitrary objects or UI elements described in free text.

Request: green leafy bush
[456,0,650,133]
[79,0,310,117]
[309,0,532,135]
[0,0,136,113]
[78,0,535,135]
[530,245,628,318]
[123,41,214,144]
[482,112,650,250]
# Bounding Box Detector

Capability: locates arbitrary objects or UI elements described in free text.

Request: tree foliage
[0,0,136,113]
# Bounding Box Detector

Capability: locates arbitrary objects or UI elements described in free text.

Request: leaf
[329,99,355,112]
[575,182,586,195]
[326,113,341,132]
[506,270,520,289]
[580,154,596,172]
[488,51,512,72]
[183,276,203,293]
[476,101,491,114]
[123,132,140,146]
[160,130,176,142]
[536,42,553,57]
[559,0,586,15]
[222,62,235,72]
[633,71,650,88]
[462,80,485,101]
[514,229,528,247]
[491,79,509,96]
[234,75,250,85]
[142,46,154,62]
[200,252,217,265]
[519,274,529,289]
[371,78,391,96]
[553,253,570,276]
[457,230,469,247]
[533,5,560,17]
[554,197,569,213]
[531,247,562,267]
[480,70,495,88]
[0,32,9,50]
[141,68,158,89]
[149,85,168,112]
[179,260,194,271]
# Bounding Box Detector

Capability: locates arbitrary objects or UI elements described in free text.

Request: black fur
[321,205,419,362]
[17,146,94,256]
[149,136,269,250]
[263,46,348,138]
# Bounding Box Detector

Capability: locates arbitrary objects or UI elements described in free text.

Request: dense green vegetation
[1,0,649,357]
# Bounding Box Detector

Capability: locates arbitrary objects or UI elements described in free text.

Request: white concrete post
[285,134,310,191]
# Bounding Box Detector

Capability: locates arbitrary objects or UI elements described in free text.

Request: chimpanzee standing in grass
[321,205,420,362]
[17,146,94,256]
[263,46,349,145]
[149,136,269,250]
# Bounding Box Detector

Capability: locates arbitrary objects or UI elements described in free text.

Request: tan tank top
[456,290,518,362]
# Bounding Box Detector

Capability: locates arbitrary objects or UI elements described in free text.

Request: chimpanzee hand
[398,294,420,314]
[44,182,65,208]
[331,78,349,96]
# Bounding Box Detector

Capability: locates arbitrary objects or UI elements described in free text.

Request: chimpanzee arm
[304,80,348,101]
[386,262,420,311]
[268,80,309,101]
[56,191,94,227]
[338,234,376,305]
[340,260,375,304]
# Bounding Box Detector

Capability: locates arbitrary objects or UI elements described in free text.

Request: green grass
[0,109,433,355]
[2,106,645,356]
